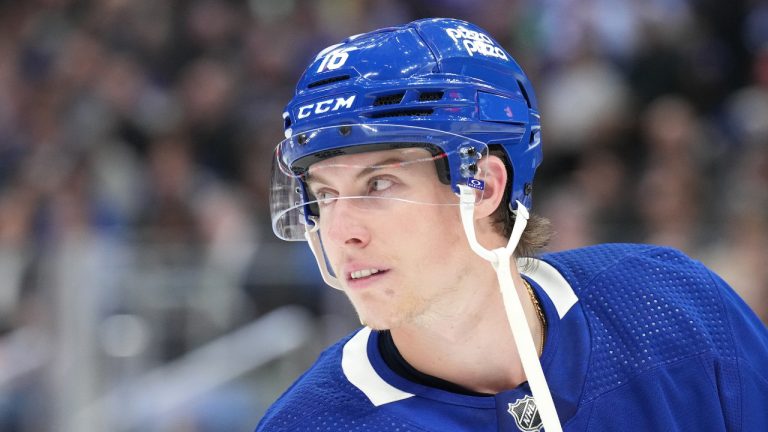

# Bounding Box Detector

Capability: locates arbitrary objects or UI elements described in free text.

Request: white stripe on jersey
[342,327,415,406]
[520,258,579,318]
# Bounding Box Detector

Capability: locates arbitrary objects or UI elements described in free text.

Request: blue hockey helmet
[271,18,542,240]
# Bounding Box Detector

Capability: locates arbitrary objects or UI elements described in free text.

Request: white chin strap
[459,184,562,432]
[303,188,562,431]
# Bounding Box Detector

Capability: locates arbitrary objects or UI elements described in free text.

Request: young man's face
[306,148,477,330]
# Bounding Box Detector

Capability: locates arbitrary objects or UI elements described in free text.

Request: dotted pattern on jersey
[257,338,431,432]
[543,244,736,404]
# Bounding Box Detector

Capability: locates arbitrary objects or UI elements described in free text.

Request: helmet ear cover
[486,144,520,235]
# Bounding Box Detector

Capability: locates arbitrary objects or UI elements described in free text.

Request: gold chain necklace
[523,279,546,356]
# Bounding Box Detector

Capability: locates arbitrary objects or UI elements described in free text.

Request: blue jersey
[256,244,768,431]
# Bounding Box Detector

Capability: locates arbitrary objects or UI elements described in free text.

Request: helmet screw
[524,183,533,195]
[460,163,479,178]
[459,146,477,158]
[297,134,308,145]
[338,125,352,136]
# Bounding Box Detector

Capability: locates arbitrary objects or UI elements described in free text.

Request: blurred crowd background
[0,0,766,431]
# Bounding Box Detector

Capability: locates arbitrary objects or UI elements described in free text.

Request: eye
[313,189,338,206]
[369,178,394,193]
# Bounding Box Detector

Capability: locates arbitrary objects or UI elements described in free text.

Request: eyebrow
[304,157,408,186]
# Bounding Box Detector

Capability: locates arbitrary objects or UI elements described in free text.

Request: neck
[388,259,543,394]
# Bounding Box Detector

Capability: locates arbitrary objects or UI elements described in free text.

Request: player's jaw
[335,258,405,328]
[337,262,437,330]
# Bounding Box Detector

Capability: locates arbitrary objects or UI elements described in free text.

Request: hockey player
[259,18,768,431]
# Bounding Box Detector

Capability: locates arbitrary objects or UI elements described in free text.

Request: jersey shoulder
[255,329,430,432]
[541,243,717,302]
[541,243,739,401]
[539,243,662,292]
[255,331,372,431]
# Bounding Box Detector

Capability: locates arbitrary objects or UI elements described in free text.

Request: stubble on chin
[345,287,396,330]
[350,300,401,331]
[355,309,390,331]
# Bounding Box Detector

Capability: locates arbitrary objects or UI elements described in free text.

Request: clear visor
[270,124,488,241]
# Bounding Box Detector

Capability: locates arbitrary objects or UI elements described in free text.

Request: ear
[473,155,507,220]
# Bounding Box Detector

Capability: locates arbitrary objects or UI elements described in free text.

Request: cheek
[430,204,463,239]
[404,205,465,260]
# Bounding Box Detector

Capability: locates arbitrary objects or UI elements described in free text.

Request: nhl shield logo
[508,395,543,431]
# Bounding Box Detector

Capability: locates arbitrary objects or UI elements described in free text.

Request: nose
[321,200,371,249]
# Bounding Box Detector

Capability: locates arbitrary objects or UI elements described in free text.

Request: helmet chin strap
[458,184,563,432]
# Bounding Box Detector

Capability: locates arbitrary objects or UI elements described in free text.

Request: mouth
[346,268,390,286]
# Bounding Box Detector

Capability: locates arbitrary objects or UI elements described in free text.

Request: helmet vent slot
[516,80,532,108]
[373,93,405,106]
[369,108,434,118]
[418,91,444,101]
[307,75,350,88]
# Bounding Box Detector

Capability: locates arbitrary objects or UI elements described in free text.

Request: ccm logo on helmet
[445,26,508,61]
[297,95,356,119]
